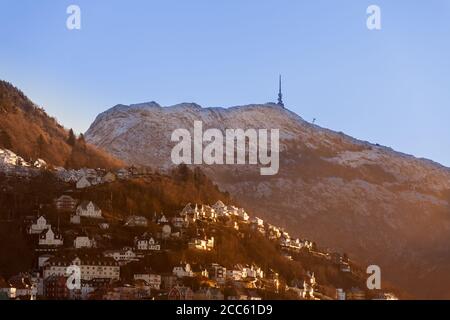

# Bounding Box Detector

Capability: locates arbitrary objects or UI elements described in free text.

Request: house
[116,168,130,180]
[43,256,120,281]
[237,208,249,221]
[168,285,193,300]
[39,227,63,246]
[226,269,243,281]
[76,176,91,189]
[29,216,51,234]
[102,172,116,183]
[76,201,102,218]
[188,237,214,251]
[74,236,96,249]
[157,214,169,225]
[135,233,160,251]
[172,263,194,278]
[134,274,161,290]
[212,200,229,217]
[208,264,227,284]
[103,248,137,265]
[336,288,346,300]
[54,195,78,212]
[242,265,264,279]
[124,215,148,227]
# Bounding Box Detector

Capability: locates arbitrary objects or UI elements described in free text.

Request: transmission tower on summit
[277,75,285,108]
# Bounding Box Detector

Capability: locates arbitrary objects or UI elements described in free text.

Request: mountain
[85,101,450,299]
[0,80,123,169]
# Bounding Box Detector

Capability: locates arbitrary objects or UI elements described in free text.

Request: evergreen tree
[67,129,76,146]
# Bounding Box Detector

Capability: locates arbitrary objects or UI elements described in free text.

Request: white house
[208,264,227,284]
[157,214,169,225]
[76,176,91,189]
[135,234,160,251]
[74,236,96,249]
[29,216,51,235]
[237,208,249,222]
[173,263,194,278]
[124,215,148,227]
[212,200,229,217]
[188,237,214,251]
[39,227,63,246]
[242,265,264,279]
[76,201,102,218]
[103,248,137,265]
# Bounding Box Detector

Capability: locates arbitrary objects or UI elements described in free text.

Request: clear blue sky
[1,0,450,166]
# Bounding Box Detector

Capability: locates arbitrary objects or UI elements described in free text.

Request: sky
[1,0,450,166]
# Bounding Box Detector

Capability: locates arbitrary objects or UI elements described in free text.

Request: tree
[67,129,76,146]
[0,129,12,149]
[36,134,45,158]
[78,133,86,144]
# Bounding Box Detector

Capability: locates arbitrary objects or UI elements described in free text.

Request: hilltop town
[0,147,398,300]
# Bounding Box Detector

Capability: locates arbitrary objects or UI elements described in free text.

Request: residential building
[54,195,78,212]
[74,236,96,249]
[76,201,102,219]
[29,216,51,235]
[39,227,63,246]
[124,215,148,227]
[43,256,120,281]
[208,264,227,285]
[103,248,137,265]
[76,176,91,189]
[134,274,161,290]
[135,233,160,251]
[173,263,194,278]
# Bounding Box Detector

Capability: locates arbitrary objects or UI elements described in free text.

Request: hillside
[0,80,123,169]
[0,167,390,300]
[85,101,450,299]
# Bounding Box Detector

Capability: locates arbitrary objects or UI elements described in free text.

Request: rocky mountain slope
[85,101,450,299]
[0,81,123,169]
